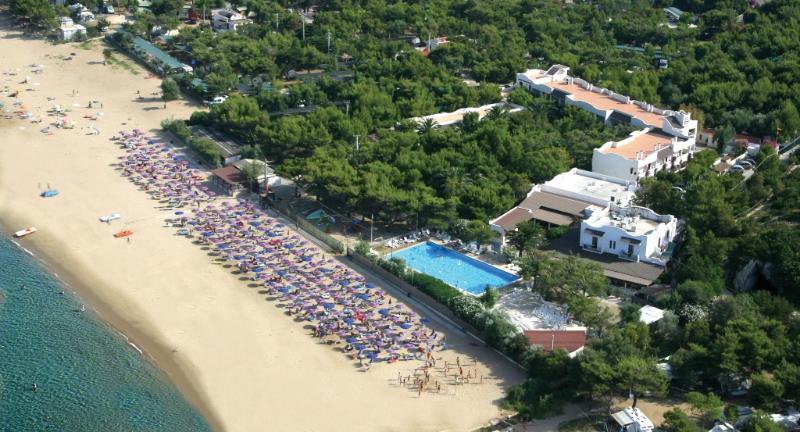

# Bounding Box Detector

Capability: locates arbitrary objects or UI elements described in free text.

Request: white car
[99,212,121,222]
[207,95,228,105]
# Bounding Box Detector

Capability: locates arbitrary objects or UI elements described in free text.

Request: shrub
[405,271,462,305]
[449,296,485,326]
[546,225,569,239]
[161,118,192,142]
[188,137,220,167]
[161,77,180,101]
[479,287,499,308]
[354,240,371,257]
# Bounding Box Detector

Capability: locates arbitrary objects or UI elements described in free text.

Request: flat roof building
[580,204,677,267]
[490,169,635,244]
[611,407,655,432]
[516,65,698,181]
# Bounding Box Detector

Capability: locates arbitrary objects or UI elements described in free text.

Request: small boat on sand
[99,213,121,223]
[113,229,133,238]
[14,227,37,238]
[40,189,59,198]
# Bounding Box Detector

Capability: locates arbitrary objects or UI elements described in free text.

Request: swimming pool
[388,242,518,295]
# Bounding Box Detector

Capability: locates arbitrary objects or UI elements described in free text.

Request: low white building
[516,65,698,181]
[611,407,655,432]
[77,10,94,22]
[409,102,523,128]
[638,305,665,325]
[592,126,696,181]
[59,17,86,41]
[580,204,677,266]
[489,169,635,245]
[212,9,250,32]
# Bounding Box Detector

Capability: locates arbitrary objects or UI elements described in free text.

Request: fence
[271,201,344,254]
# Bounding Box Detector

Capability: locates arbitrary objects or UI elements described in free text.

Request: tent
[306,209,335,224]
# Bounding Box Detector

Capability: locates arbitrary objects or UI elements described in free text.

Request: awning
[584,228,605,237]
[621,236,642,244]
[603,269,654,287]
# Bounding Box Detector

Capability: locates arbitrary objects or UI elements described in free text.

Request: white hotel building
[580,204,677,266]
[516,65,698,181]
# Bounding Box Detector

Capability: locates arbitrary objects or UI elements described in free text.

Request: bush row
[161,119,220,167]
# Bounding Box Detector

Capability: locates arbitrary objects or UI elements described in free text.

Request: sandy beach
[0,16,521,432]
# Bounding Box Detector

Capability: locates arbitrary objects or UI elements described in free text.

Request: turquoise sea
[0,235,212,431]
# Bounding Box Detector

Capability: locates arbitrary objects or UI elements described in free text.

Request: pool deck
[385,239,521,293]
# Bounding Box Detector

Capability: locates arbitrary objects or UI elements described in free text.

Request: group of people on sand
[396,354,487,396]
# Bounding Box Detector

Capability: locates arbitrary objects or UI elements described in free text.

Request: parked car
[738,160,755,169]
[206,95,228,105]
[103,4,114,13]
[729,165,745,173]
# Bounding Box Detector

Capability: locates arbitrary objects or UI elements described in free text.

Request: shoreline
[0,211,225,432]
[0,15,521,430]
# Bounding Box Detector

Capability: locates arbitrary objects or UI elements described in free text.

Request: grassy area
[78,40,95,50]
[105,53,139,75]
[558,414,607,432]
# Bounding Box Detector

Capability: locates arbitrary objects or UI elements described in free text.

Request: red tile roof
[492,207,534,231]
[524,329,587,353]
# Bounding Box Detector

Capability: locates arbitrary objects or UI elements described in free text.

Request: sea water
[0,236,212,431]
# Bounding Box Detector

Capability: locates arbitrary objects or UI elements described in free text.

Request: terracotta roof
[602,130,674,160]
[543,81,665,128]
[211,165,244,186]
[524,329,587,353]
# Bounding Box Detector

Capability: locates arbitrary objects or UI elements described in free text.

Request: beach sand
[0,17,522,432]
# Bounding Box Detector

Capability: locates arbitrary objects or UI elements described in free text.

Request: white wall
[592,150,640,181]
[580,210,677,266]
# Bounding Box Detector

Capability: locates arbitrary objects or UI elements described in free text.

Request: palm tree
[419,118,437,134]
[506,220,547,257]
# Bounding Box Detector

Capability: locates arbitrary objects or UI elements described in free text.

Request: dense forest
[189,92,634,227]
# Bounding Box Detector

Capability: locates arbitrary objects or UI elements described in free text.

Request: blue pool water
[389,242,518,295]
[0,235,212,431]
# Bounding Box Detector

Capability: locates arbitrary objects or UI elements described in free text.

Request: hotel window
[609,240,616,249]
